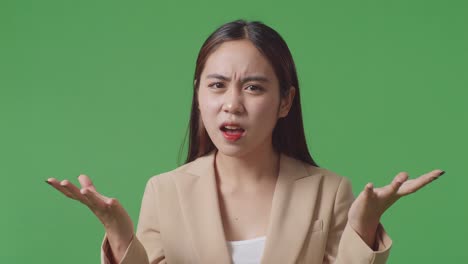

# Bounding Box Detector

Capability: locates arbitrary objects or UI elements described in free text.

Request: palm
[46,174,135,262]
[348,169,445,235]
[45,175,134,231]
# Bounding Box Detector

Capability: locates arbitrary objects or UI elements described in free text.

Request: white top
[226,236,267,264]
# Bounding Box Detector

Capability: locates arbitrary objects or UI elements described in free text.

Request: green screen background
[1,0,467,263]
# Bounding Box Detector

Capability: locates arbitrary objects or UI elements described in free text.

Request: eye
[208,82,225,89]
[245,85,262,92]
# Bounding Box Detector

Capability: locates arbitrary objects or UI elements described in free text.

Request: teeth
[225,125,240,129]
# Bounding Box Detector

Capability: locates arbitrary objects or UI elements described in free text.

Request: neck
[214,143,280,193]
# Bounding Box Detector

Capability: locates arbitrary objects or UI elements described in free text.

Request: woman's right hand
[45,174,134,262]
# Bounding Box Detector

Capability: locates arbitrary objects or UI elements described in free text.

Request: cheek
[199,96,219,116]
[248,99,280,131]
[198,88,220,109]
[198,95,221,130]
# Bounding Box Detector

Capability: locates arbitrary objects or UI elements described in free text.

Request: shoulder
[299,157,351,184]
[297,161,356,217]
[299,160,354,196]
[144,158,203,188]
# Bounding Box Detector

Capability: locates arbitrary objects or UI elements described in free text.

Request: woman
[45,20,445,264]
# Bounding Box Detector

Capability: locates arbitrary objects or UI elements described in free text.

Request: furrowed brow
[240,76,269,83]
[206,74,230,81]
[206,74,269,83]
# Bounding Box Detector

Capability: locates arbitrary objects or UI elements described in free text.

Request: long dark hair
[179,19,319,167]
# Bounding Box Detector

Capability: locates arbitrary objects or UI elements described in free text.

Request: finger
[77,174,97,192]
[397,169,445,196]
[75,174,111,201]
[59,179,89,204]
[91,189,111,202]
[375,172,409,197]
[46,178,75,199]
[428,169,445,179]
[390,172,409,193]
[106,197,120,208]
[81,187,109,210]
[363,182,374,198]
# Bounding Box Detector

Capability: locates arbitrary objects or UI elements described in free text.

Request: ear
[278,86,296,118]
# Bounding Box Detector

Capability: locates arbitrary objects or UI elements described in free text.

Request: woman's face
[197,39,294,157]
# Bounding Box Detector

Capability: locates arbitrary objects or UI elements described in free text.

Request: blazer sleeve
[323,177,393,264]
[100,177,167,264]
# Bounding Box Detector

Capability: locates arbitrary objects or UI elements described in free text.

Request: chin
[213,140,265,159]
[209,131,272,158]
[214,145,249,158]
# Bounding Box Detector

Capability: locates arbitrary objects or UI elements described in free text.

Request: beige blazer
[101,150,392,264]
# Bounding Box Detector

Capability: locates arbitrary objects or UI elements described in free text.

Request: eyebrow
[206,73,270,83]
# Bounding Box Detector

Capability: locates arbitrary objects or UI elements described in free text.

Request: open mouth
[219,124,245,141]
[220,125,245,133]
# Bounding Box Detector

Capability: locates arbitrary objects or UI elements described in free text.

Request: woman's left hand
[347,169,445,248]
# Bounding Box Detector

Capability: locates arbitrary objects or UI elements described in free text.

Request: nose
[222,86,245,115]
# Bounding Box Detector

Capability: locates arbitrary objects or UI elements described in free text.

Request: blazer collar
[172,149,323,263]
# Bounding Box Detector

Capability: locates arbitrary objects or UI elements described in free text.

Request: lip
[219,122,244,130]
[221,129,246,141]
[219,122,246,142]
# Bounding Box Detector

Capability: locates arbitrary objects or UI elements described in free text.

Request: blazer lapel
[174,150,323,264]
[173,150,232,263]
[260,153,323,264]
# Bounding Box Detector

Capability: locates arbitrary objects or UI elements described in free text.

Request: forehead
[201,39,277,79]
